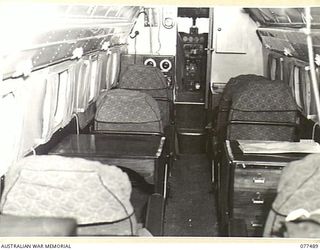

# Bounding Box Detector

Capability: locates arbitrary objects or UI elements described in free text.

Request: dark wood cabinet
[219,140,307,237]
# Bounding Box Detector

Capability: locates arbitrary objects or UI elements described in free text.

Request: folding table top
[49,133,165,160]
[226,140,308,167]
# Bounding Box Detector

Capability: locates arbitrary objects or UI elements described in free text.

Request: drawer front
[233,208,266,237]
[246,219,265,237]
[233,190,276,208]
[232,190,276,237]
[234,166,282,190]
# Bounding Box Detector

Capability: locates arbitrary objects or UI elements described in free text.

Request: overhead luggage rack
[245,8,320,28]
[245,8,320,63]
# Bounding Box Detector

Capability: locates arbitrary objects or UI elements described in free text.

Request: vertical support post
[205,8,214,110]
[305,7,320,125]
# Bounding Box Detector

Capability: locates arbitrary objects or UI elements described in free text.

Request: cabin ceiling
[0,4,142,79]
[2,5,320,79]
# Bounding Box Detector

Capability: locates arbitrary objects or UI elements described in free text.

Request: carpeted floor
[163,154,219,236]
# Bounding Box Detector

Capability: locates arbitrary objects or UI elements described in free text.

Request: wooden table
[49,133,167,196]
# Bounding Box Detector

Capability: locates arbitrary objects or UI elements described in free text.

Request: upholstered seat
[118,64,171,128]
[0,214,77,236]
[215,74,266,141]
[0,155,140,236]
[264,154,320,237]
[227,79,299,141]
[94,89,163,134]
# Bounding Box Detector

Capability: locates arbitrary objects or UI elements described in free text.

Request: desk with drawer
[48,133,167,197]
[218,140,307,237]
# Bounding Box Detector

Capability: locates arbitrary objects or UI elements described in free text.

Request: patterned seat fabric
[118,64,171,127]
[216,74,266,141]
[119,64,169,98]
[264,154,320,237]
[0,155,139,236]
[94,89,163,133]
[227,79,299,141]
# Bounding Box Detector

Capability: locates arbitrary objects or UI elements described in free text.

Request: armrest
[145,193,165,236]
[0,214,77,236]
[228,218,248,237]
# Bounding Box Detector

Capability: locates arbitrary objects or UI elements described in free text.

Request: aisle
[164,154,219,236]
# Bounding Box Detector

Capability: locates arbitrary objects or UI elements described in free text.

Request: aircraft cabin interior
[1,3,320,238]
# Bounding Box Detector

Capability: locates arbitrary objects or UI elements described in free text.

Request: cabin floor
[163,154,219,236]
[127,149,219,236]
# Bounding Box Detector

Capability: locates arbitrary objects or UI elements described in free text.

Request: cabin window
[106,51,120,88]
[0,91,23,175]
[76,61,90,112]
[303,68,313,117]
[100,53,110,90]
[310,68,320,118]
[279,58,284,81]
[269,57,277,80]
[268,55,284,81]
[54,70,69,124]
[293,66,303,110]
[89,59,98,102]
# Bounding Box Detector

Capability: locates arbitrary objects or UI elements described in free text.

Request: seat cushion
[0,214,77,236]
[0,155,139,236]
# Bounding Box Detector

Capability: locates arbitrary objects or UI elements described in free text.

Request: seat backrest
[0,155,138,236]
[119,64,172,127]
[219,74,267,108]
[264,154,320,237]
[227,79,299,141]
[215,74,267,141]
[119,64,169,99]
[94,89,163,133]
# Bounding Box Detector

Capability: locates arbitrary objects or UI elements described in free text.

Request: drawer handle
[251,221,263,228]
[252,198,265,204]
[253,176,265,184]
[252,192,264,204]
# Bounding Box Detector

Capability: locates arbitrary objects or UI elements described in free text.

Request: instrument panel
[178,32,208,93]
